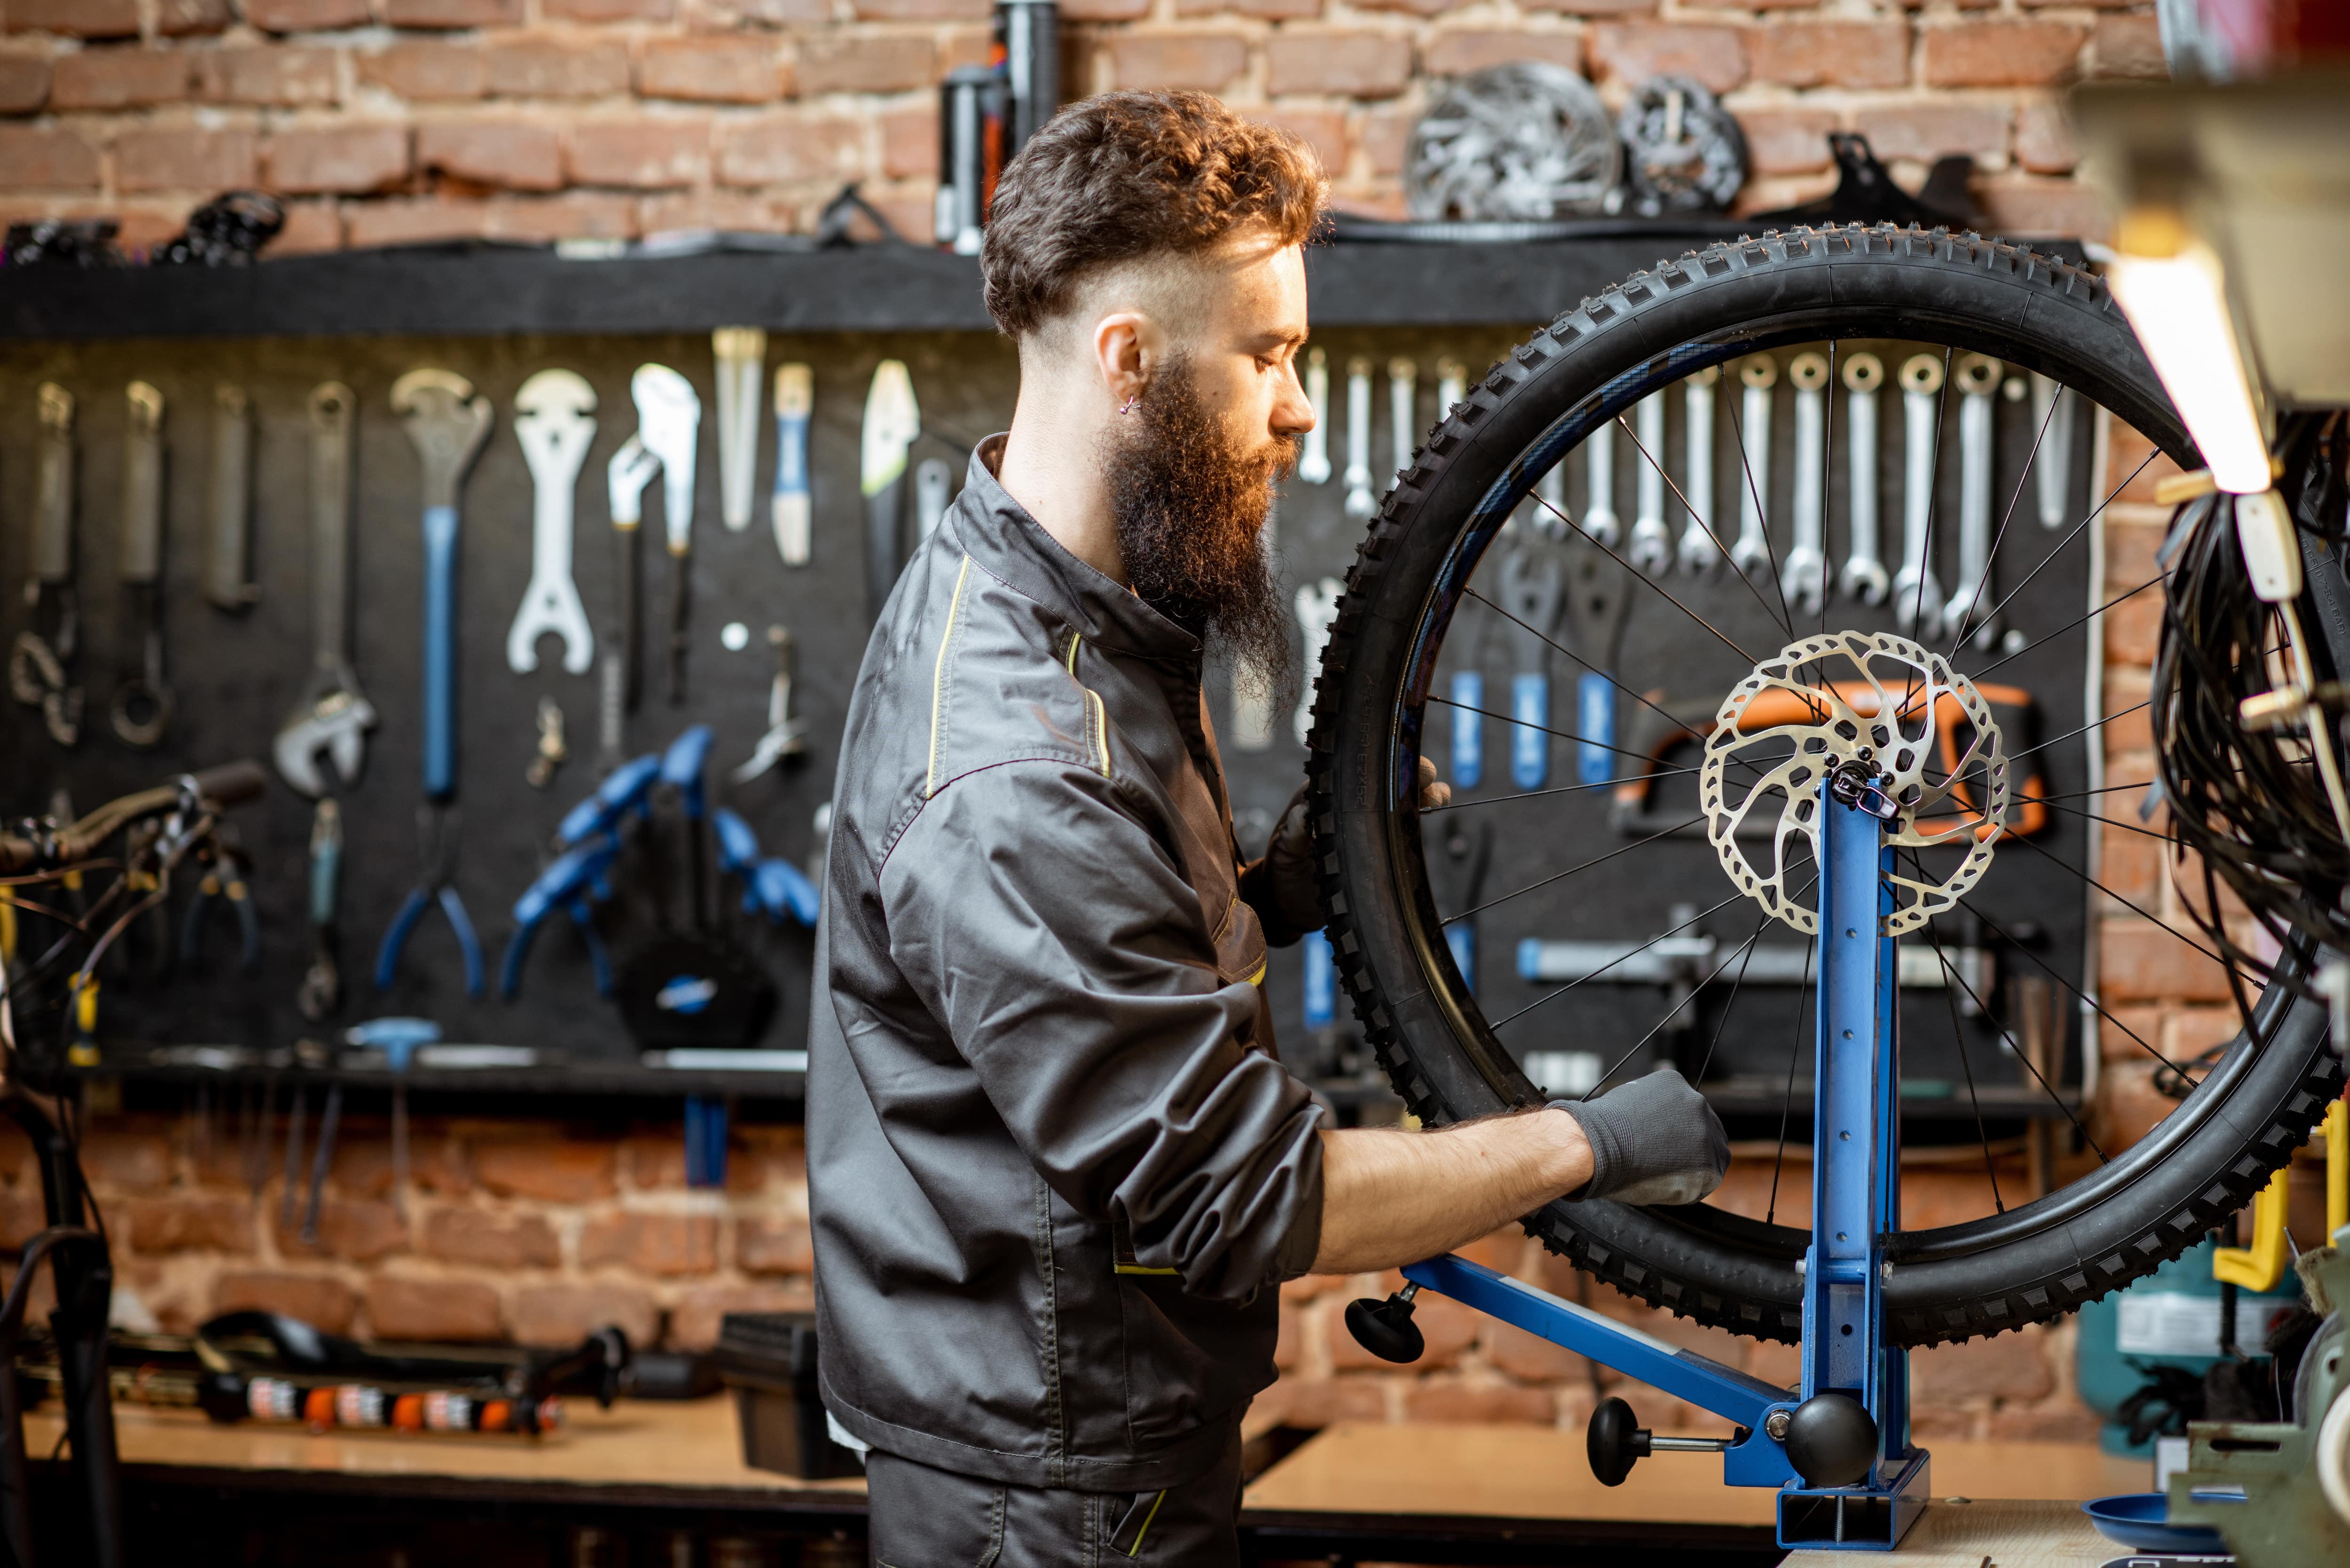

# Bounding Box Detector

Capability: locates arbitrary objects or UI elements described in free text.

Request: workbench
[26,1400,2150,1567]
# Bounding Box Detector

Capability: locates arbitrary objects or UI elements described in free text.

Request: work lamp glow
[2105,232,2273,493]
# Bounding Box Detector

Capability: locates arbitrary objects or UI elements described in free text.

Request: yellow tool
[2327,1096,2346,1238]
[2213,1095,2348,1290]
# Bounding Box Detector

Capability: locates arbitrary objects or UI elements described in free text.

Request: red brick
[854,187,934,245]
[579,1211,720,1276]
[384,0,525,26]
[2013,99,2076,175]
[214,1271,357,1333]
[1747,22,1909,90]
[367,1275,504,1342]
[2089,16,2163,80]
[1276,1374,1388,1427]
[1852,103,2009,165]
[49,49,194,111]
[359,42,486,101]
[1104,32,1250,92]
[247,0,372,29]
[1403,1377,1556,1423]
[489,191,636,241]
[1974,177,2109,242]
[315,1132,465,1200]
[636,37,787,103]
[718,0,830,20]
[2102,918,2232,1004]
[1281,1272,1340,1303]
[2098,819,2164,913]
[622,1132,768,1194]
[473,1136,617,1202]
[1589,22,1747,94]
[547,0,674,16]
[2101,585,2160,669]
[1483,1317,1589,1381]
[713,113,862,187]
[1264,31,1413,98]
[510,1282,658,1348]
[638,188,792,234]
[1986,1400,2101,1441]
[1329,1287,1476,1370]
[121,1196,254,1254]
[266,124,410,195]
[1350,0,1460,16]
[1521,0,1654,13]
[5,0,138,37]
[1738,107,1839,176]
[155,0,231,33]
[1255,108,1346,180]
[2107,425,2184,507]
[2098,1002,2165,1064]
[79,1129,171,1189]
[278,1199,408,1263]
[2104,518,2163,593]
[850,0,988,17]
[1172,0,1305,16]
[565,117,706,188]
[0,52,47,111]
[343,196,493,248]
[116,127,258,193]
[1422,29,1583,77]
[795,33,934,94]
[1900,1168,2004,1231]
[1357,103,1412,175]
[671,1283,810,1350]
[736,1214,815,1274]
[1273,1299,1307,1371]
[418,119,564,191]
[879,104,936,179]
[199,47,338,106]
[485,38,630,99]
[2101,1056,2177,1149]
[1922,22,2085,88]
[422,1206,562,1267]
[1912,1327,2052,1402]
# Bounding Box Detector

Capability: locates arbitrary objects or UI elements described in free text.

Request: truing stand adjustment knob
[1782,1392,1880,1488]
[1586,1396,1740,1487]
[1342,1282,1425,1364]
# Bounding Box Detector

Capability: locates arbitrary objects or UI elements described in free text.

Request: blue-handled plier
[499,837,620,999]
[376,804,485,997]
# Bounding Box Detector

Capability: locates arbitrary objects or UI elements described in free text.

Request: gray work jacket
[807,438,1326,1494]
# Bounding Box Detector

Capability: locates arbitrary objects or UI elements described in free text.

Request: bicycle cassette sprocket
[1700,630,2009,936]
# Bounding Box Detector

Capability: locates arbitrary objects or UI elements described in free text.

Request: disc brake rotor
[1700,630,2008,936]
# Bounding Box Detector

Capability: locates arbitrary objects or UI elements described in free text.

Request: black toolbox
[712,1312,863,1480]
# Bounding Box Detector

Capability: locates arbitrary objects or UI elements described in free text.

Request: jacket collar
[946,437,1203,666]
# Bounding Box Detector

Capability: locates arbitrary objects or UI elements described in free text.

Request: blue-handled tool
[298,798,342,1022]
[1303,929,1335,1033]
[714,808,821,926]
[347,1016,440,1219]
[1562,533,1635,789]
[1498,544,1564,791]
[500,839,619,999]
[771,363,812,567]
[558,752,662,849]
[379,370,492,997]
[1447,613,1486,790]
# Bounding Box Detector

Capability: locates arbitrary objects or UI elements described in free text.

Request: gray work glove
[1264,761,1453,939]
[1550,1067,1729,1206]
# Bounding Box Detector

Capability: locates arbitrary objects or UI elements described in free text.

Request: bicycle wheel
[1305,224,2346,1347]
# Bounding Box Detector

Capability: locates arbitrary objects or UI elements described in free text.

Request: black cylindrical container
[935,66,1001,254]
[993,0,1058,165]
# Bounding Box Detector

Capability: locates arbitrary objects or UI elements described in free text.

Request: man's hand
[1549,1067,1730,1206]
[1266,759,1451,935]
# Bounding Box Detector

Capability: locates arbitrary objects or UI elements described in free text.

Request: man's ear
[1092,309,1160,413]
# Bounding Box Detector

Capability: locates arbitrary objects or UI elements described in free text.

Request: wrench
[1527,456,1567,541]
[1449,609,1485,790]
[2030,371,2074,529]
[1627,390,1672,575]
[10,383,82,747]
[1582,415,1621,548]
[632,364,701,705]
[1895,353,1946,638]
[1781,353,1827,616]
[1293,577,1342,749]
[1299,347,1331,485]
[770,362,813,565]
[1839,353,1890,607]
[914,456,953,543]
[203,382,257,612]
[732,625,808,782]
[1731,355,1776,582]
[1563,535,1632,787]
[298,797,342,1022]
[712,327,765,533]
[607,433,660,733]
[1342,357,1375,520]
[109,381,173,749]
[392,369,493,803]
[507,369,597,676]
[1499,544,1565,790]
[1388,356,1417,487]
[860,359,920,620]
[274,382,376,797]
[1676,367,1721,575]
[1943,353,2002,647]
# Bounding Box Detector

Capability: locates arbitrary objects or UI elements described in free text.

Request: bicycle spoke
[1446,813,1709,925]
[1426,692,1704,768]
[1692,873,1821,1088]
[1972,577,2162,685]
[2029,799,2171,839]
[1919,902,2005,1213]
[1720,373,1800,635]
[2004,827,2244,975]
[1953,449,2161,655]
[1944,378,2065,657]
[1576,897,1806,1102]
[2004,700,2152,771]
[1465,585,1718,750]
[1424,765,1706,814]
[1486,887,1752,1031]
[1523,487,1758,664]
[1955,891,2190,1080]
[1613,409,1794,638]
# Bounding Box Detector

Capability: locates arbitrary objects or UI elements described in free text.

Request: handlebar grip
[191,760,269,808]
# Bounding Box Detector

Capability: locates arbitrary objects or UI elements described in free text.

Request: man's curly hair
[981,89,1327,339]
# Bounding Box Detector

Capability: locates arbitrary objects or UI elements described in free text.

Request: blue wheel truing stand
[1356,768,1929,1551]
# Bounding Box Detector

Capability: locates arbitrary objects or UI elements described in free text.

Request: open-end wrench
[1731,355,1776,582]
[1676,367,1721,575]
[274,383,376,797]
[1839,353,1890,607]
[1499,543,1565,790]
[1561,534,1631,787]
[2030,371,2074,529]
[109,381,173,749]
[914,457,953,543]
[1342,357,1374,520]
[713,327,765,533]
[1388,356,1417,487]
[1895,353,1946,638]
[203,382,257,612]
[770,362,813,565]
[632,364,701,704]
[860,359,919,620]
[1299,347,1331,485]
[1582,415,1621,548]
[606,433,659,729]
[1293,577,1342,749]
[732,624,807,782]
[1781,352,1827,616]
[1627,390,1672,575]
[507,369,597,676]
[1943,353,2003,648]
[10,383,82,747]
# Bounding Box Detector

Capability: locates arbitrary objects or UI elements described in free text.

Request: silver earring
[1119,392,1138,415]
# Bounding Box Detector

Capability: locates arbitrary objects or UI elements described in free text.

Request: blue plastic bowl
[2082,1491,2236,1553]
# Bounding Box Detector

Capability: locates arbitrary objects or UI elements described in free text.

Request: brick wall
[0,1,2164,256]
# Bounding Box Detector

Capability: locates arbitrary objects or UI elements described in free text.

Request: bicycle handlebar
[0,760,268,875]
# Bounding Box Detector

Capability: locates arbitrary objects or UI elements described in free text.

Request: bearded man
[807,89,1729,1565]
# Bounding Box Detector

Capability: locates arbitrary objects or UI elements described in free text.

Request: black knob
[1782,1393,1878,1488]
[1342,1290,1425,1364]
[1585,1396,1653,1487]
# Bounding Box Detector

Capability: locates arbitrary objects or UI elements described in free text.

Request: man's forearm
[1309,1109,1593,1276]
